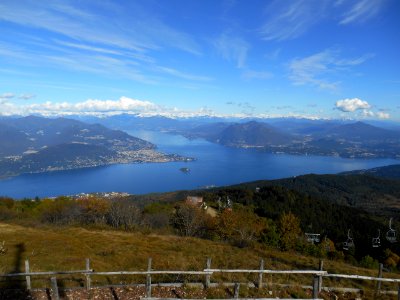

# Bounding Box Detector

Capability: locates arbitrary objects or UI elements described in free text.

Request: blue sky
[0,0,399,121]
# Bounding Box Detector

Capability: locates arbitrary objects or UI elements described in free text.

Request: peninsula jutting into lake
[0,116,193,179]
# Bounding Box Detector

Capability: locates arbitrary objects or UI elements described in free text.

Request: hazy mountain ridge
[213,121,293,147]
[49,114,400,158]
[181,119,400,158]
[323,121,400,140]
[0,116,191,178]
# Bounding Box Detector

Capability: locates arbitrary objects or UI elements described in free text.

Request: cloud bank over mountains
[0,95,390,120]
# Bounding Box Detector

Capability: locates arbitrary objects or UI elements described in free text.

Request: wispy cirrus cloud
[18,94,36,100]
[259,0,387,41]
[288,49,373,90]
[0,38,211,85]
[214,33,250,68]
[0,92,35,103]
[0,92,15,100]
[242,70,273,80]
[53,40,154,63]
[154,66,213,82]
[0,1,200,55]
[338,0,387,25]
[260,0,328,41]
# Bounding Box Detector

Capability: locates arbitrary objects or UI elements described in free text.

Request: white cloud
[362,109,375,117]
[0,97,154,116]
[376,111,390,119]
[214,34,250,68]
[0,96,332,120]
[339,0,386,25]
[0,96,220,118]
[288,49,372,90]
[335,98,371,112]
[34,97,157,114]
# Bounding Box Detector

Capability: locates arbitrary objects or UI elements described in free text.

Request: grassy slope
[0,222,399,292]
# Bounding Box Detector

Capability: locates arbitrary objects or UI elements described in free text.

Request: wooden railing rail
[1,258,400,299]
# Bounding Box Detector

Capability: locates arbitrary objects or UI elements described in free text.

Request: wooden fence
[1,258,400,300]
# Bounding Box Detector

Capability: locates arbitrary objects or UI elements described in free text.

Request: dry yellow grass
[0,222,399,294]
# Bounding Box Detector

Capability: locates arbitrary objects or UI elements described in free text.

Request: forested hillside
[228,173,400,216]
[341,164,400,180]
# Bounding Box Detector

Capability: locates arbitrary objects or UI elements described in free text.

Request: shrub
[360,255,379,269]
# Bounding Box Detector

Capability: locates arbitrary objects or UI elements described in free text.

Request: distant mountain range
[209,121,293,147]
[66,114,400,159]
[179,120,400,158]
[2,114,400,162]
[0,116,191,178]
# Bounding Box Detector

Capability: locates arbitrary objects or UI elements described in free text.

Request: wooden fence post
[51,277,60,300]
[205,257,211,289]
[25,259,31,290]
[146,257,152,298]
[258,258,264,289]
[233,282,240,299]
[318,259,324,292]
[312,275,319,299]
[398,284,400,300]
[85,258,91,291]
[376,263,383,295]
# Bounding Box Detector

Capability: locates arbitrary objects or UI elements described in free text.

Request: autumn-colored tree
[0,197,15,220]
[170,203,213,237]
[38,197,80,224]
[217,208,267,247]
[384,249,400,269]
[77,196,110,225]
[278,212,301,251]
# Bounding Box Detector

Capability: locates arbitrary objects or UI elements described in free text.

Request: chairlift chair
[343,229,354,251]
[386,218,397,243]
[305,233,320,244]
[372,229,381,248]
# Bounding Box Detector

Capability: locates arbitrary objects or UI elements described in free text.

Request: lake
[0,130,398,199]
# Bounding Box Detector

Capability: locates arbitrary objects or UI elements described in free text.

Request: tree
[77,196,110,225]
[38,197,80,224]
[106,199,141,230]
[278,212,301,251]
[170,203,211,237]
[217,207,267,247]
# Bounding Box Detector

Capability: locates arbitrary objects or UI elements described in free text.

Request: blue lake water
[0,130,398,199]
